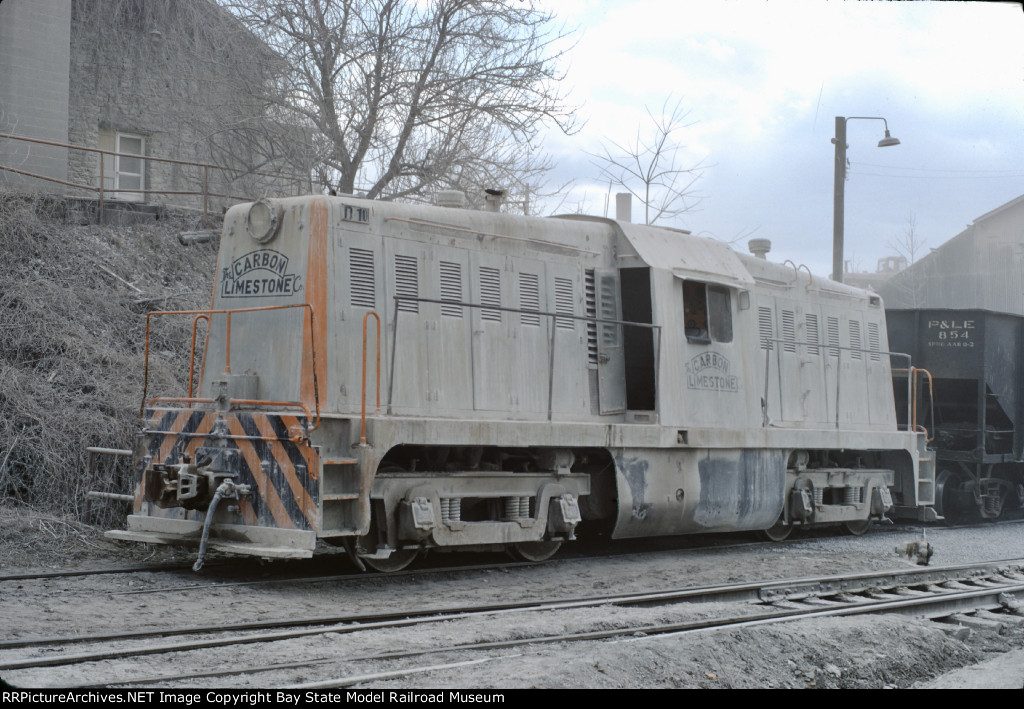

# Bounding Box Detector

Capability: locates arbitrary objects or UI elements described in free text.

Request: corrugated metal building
[877,194,1024,314]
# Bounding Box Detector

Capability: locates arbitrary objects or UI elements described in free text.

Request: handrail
[360,311,381,446]
[893,367,935,442]
[915,367,935,441]
[0,131,309,221]
[142,304,320,429]
[188,315,211,398]
[763,336,913,431]
[147,397,313,421]
[781,260,815,287]
[385,295,662,421]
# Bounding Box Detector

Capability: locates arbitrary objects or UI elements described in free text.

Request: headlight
[245,198,281,243]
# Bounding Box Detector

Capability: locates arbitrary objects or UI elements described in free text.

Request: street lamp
[832,116,901,283]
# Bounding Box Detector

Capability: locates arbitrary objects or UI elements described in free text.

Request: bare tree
[886,213,930,307]
[590,97,702,226]
[219,0,578,204]
[888,213,928,267]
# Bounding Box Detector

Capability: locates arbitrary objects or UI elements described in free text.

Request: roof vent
[748,238,771,259]
[435,190,466,208]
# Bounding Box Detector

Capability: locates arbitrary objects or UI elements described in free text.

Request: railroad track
[2,515,1017,587]
[3,559,1023,689]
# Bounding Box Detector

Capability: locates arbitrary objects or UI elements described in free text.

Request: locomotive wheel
[341,538,419,572]
[508,540,562,562]
[360,548,420,573]
[935,469,971,525]
[842,519,872,536]
[756,519,792,542]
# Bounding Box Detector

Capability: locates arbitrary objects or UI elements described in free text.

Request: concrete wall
[0,0,72,191]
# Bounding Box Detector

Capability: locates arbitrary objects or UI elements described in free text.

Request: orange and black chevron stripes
[136,408,320,532]
[253,415,318,524]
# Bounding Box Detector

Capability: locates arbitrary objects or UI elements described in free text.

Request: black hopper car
[888,308,1024,522]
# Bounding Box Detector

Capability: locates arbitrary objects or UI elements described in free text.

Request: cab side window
[683,281,732,344]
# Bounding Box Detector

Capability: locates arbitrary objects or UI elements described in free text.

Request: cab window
[683,281,732,344]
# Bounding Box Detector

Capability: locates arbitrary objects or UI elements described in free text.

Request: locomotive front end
[122,404,321,567]
[107,197,340,565]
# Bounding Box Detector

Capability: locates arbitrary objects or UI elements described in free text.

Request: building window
[100,129,146,202]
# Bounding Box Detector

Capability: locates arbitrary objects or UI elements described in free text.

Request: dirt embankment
[0,191,219,528]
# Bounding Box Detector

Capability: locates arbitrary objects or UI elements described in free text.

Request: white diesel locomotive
[108,194,936,570]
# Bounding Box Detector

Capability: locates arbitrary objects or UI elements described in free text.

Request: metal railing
[361,311,382,446]
[387,295,662,421]
[0,132,310,221]
[82,446,133,523]
[892,367,936,441]
[141,304,321,429]
[763,337,915,430]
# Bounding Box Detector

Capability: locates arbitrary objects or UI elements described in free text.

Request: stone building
[876,194,1024,315]
[0,0,312,214]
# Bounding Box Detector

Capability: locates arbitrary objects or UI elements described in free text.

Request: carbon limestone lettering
[685,352,741,392]
[221,249,303,298]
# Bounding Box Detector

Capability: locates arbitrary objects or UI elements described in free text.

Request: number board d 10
[342,204,369,224]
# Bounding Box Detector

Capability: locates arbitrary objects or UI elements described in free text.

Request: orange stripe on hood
[301,198,329,411]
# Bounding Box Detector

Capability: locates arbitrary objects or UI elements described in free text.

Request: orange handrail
[142,304,320,428]
[360,311,382,446]
[913,367,934,442]
[188,315,211,398]
[893,366,935,442]
[147,397,313,422]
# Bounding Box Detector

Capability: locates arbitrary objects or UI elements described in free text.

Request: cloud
[536,0,1024,277]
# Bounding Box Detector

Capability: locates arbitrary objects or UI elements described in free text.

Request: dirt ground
[2,505,1024,689]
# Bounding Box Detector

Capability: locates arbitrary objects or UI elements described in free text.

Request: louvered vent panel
[599,274,619,347]
[806,313,820,356]
[827,316,840,357]
[479,267,502,322]
[782,310,796,353]
[849,320,862,359]
[584,269,598,364]
[394,255,419,313]
[520,273,540,326]
[439,261,462,318]
[349,248,375,309]
[758,307,773,350]
[554,277,574,330]
[868,322,881,361]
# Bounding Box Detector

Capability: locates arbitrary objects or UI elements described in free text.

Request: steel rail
[283,582,1024,690]
[4,560,1022,673]
[72,576,1024,689]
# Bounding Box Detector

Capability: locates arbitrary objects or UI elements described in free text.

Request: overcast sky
[540,0,1024,278]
